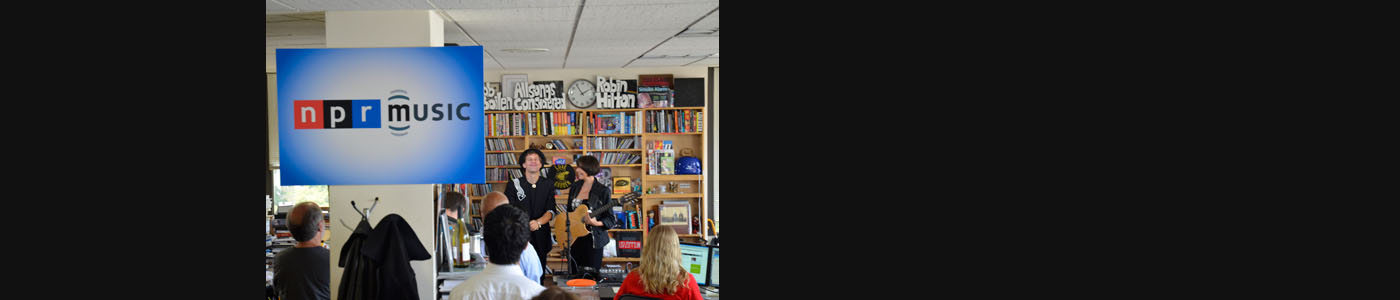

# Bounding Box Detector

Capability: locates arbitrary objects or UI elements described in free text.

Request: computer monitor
[707,245,719,288]
[678,242,710,286]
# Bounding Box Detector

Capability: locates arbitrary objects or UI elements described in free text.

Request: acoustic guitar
[566,191,641,243]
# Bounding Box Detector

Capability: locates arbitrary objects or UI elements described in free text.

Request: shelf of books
[477,108,670,263]
[471,107,707,256]
[639,107,707,244]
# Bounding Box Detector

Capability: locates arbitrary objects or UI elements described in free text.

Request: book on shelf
[612,177,632,194]
[597,113,620,134]
[616,207,632,228]
[552,156,569,166]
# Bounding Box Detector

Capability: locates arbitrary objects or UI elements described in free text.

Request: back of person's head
[287,201,322,242]
[442,191,466,216]
[530,286,581,300]
[483,204,530,265]
[639,226,683,295]
[482,191,509,216]
[575,155,600,176]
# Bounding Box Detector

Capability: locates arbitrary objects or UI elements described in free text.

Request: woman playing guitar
[566,155,616,279]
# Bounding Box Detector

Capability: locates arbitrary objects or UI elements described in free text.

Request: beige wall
[710,67,719,226]
[267,73,278,166]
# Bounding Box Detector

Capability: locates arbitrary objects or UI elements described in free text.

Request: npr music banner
[277,47,485,185]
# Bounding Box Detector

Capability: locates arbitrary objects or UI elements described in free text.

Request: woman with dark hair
[566,155,615,279]
[504,148,558,271]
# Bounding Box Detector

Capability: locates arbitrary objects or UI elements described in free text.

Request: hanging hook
[338,218,356,231]
[366,197,380,218]
[351,201,367,220]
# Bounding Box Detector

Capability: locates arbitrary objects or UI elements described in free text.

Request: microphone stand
[558,203,582,280]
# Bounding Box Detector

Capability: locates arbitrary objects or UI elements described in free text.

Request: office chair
[617,295,663,300]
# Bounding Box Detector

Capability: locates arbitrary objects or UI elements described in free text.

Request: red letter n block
[293,100,323,129]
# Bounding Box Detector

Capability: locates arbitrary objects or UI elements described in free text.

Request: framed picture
[659,202,692,234]
[501,74,528,99]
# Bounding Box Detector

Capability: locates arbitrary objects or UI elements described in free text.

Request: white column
[324,10,444,300]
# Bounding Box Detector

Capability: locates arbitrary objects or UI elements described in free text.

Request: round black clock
[568,79,596,108]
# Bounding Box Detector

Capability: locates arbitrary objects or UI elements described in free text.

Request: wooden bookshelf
[643,193,702,199]
[639,107,707,242]
[644,175,701,181]
[476,107,708,252]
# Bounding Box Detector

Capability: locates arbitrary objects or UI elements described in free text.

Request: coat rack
[339,197,380,231]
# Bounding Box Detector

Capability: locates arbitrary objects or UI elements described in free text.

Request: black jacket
[337,219,378,300]
[505,175,559,229]
[568,180,615,249]
[339,214,432,300]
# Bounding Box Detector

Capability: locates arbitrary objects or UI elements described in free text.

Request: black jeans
[569,234,604,277]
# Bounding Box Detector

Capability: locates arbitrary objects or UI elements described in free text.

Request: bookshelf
[465,107,708,263]
[639,107,707,245]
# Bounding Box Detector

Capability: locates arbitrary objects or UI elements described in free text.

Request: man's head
[482,191,509,217]
[482,204,531,265]
[519,148,546,171]
[287,201,323,243]
[442,191,467,219]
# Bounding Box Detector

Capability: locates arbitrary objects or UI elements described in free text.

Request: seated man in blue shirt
[482,191,542,283]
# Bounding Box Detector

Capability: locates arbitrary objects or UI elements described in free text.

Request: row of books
[646,109,702,134]
[589,137,637,150]
[486,169,523,181]
[486,112,587,136]
[470,202,482,215]
[593,112,642,134]
[486,153,519,166]
[586,152,642,165]
[647,140,675,175]
[611,207,643,230]
[469,184,492,197]
[486,139,519,151]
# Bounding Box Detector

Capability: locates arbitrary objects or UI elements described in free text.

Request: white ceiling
[266,0,718,71]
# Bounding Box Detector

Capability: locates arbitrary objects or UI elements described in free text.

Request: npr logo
[293,100,381,129]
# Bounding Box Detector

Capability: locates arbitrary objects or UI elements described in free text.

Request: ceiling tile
[687,57,718,66]
[646,36,717,57]
[434,0,579,10]
[627,57,697,67]
[277,0,432,11]
[266,0,296,11]
[588,0,717,5]
[687,9,717,30]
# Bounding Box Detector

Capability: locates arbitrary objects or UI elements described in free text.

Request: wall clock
[568,79,596,108]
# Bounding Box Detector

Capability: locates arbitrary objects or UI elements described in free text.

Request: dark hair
[519,148,546,168]
[288,202,322,242]
[575,155,600,176]
[442,191,466,215]
[530,286,582,300]
[483,204,530,265]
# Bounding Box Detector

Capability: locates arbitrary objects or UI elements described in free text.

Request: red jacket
[613,270,704,300]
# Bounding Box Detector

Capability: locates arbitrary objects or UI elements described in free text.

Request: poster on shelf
[276,46,485,185]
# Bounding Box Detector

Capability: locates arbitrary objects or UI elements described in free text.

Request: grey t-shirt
[273,246,330,300]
